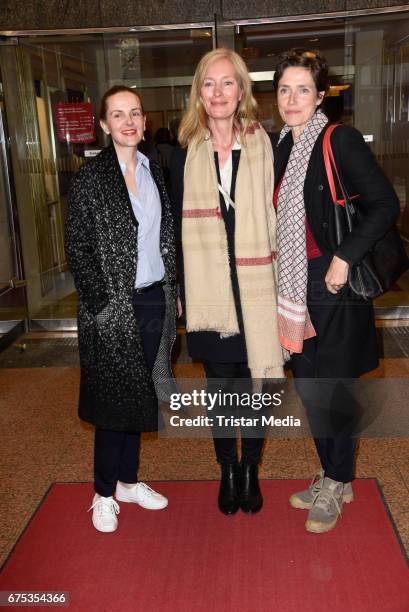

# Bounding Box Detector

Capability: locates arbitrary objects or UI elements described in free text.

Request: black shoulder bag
[323,124,409,300]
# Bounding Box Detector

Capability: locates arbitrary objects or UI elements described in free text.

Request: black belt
[134,278,166,294]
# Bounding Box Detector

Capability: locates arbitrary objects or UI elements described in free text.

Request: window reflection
[4,29,213,323]
[237,12,409,310]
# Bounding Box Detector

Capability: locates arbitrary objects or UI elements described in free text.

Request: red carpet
[1,480,408,612]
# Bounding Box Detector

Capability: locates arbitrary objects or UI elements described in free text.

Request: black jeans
[94,286,165,497]
[290,256,358,483]
[203,361,265,466]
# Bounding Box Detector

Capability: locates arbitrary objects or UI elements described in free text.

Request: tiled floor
[374,267,409,310]
[1,331,409,568]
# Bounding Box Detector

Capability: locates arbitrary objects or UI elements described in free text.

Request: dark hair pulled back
[99,85,144,121]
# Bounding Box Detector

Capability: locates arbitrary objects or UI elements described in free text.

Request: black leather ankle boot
[218,463,240,515]
[240,462,263,514]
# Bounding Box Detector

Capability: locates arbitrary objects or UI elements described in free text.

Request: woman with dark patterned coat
[65,86,176,533]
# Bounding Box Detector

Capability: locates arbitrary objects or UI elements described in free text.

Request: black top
[170,146,248,363]
[273,124,400,377]
[274,124,400,265]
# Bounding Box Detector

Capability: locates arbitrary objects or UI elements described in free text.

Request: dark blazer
[170,146,247,363]
[65,145,176,432]
[273,124,400,377]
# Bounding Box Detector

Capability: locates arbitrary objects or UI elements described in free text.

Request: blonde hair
[179,48,258,148]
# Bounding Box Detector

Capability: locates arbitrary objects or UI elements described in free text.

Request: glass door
[0,26,214,330]
[234,12,409,316]
[0,74,26,346]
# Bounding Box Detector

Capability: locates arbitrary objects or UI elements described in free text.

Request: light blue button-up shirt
[119,151,165,289]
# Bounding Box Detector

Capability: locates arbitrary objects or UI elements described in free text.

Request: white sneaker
[115,482,168,510]
[88,494,120,533]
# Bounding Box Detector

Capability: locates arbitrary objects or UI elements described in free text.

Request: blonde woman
[170,49,283,515]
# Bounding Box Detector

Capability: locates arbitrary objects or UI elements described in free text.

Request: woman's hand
[325,255,349,294]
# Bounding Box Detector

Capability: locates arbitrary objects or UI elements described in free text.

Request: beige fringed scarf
[182,124,284,379]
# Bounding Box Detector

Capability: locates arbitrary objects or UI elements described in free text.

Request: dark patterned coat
[65,145,176,432]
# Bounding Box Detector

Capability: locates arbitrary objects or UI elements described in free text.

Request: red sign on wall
[54,102,95,143]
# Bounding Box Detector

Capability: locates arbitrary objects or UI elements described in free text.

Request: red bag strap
[323,124,346,208]
[323,124,360,207]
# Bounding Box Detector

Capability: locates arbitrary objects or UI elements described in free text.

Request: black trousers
[203,361,265,466]
[94,285,166,497]
[290,256,358,483]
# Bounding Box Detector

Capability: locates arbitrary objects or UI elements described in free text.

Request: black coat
[65,145,176,432]
[273,124,400,377]
[170,146,247,363]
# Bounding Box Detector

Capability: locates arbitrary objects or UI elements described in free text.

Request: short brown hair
[273,49,329,94]
[99,85,144,121]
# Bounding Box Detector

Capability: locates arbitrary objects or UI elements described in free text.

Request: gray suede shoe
[290,470,353,510]
[305,476,347,533]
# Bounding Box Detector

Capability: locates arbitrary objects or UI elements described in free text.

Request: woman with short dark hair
[273,49,399,533]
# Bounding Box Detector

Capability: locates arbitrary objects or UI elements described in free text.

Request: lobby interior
[1,1,409,573]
